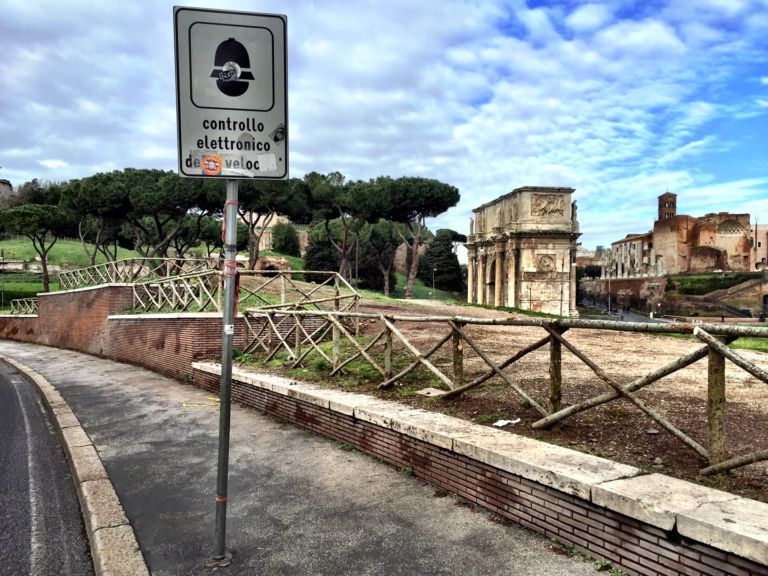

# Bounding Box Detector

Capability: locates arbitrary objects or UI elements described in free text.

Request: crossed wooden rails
[9,298,38,315]
[132,269,359,314]
[241,309,768,476]
[58,258,215,290]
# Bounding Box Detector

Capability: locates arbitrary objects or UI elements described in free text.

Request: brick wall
[38,286,135,355]
[0,315,38,342]
[106,315,245,380]
[193,368,768,576]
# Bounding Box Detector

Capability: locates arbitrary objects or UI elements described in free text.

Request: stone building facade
[465,186,580,316]
[603,192,756,279]
[752,224,768,271]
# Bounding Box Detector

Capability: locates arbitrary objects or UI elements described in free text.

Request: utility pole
[209,179,239,566]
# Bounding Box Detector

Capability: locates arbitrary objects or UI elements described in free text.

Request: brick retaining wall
[193,367,768,576]
[106,314,245,381]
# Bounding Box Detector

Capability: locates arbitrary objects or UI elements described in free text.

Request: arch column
[477,253,485,305]
[506,240,517,308]
[494,244,503,307]
[466,248,476,303]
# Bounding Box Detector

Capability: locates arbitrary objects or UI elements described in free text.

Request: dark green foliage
[198,217,248,257]
[576,265,601,281]
[238,177,311,268]
[303,221,391,290]
[367,219,400,296]
[675,272,761,295]
[357,236,395,291]
[0,204,66,291]
[303,229,340,284]
[418,229,464,292]
[271,221,300,257]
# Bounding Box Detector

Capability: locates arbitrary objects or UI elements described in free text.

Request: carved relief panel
[531,194,564,217]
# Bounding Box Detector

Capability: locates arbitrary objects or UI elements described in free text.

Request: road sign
[174,7,287,179]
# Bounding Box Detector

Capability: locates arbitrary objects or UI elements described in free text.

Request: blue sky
[1,0,767,250]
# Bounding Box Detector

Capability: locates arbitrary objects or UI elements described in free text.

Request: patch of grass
[339,442,355,452]
[477,412,507,424]
[402,466,414,476]
[674,272,760,296]
[390,272,459,301]
[731,337,768,353]
[0,273,61,311]
[0,238,137,268]
[260,251,304,272]
[595,559,613,571]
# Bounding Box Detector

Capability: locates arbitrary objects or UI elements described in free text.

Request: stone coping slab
[108,312,224,320]
[193,361,768,566]
[45,283,128,295]
[678,497,768,566]
[593,473,738,531]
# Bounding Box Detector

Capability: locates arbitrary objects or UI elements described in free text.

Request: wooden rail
[9,298,38,315]
[242,309,768,476]
[131,269,359,315]
[58,258,215,290]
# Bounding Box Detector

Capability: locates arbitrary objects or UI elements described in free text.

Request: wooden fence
[242,309,768,476]
[57,258,215,290]
[9,298,37,315]
[131,269,359,314]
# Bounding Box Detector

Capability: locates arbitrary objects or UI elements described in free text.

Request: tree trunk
[380,264,391,296]
[78,218,98,267]
[404,219,424,299]
[41,257,49,292]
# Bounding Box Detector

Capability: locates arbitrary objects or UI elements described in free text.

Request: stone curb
[0,354,150,576]
[193,361,768,567]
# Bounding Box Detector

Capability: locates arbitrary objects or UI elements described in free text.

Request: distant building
[0,179,13,201]
[753,224,768,271]
[603,193,756,279]
[575,246,603,268]
[465,186,580,316]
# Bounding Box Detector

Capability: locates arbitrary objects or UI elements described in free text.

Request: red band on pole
[223,260,238,277]
[216,495,228,502]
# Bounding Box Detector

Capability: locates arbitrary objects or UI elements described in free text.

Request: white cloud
[565,4,614,32]
[38,159,68,169]
[1,0,766,249]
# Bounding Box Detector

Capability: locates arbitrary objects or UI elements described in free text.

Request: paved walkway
[0,341,596,576]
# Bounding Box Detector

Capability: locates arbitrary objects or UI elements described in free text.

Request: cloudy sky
[2,0,767,250]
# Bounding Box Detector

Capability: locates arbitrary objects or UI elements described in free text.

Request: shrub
[271,221,300,257]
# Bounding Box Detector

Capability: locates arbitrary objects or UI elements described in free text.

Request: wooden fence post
[294,314,302,359]
[280,273,286,305]
[549,326,562,414]
[452,323,464,390]
[384,318,393,379]
[708,341,727,464]
[333,284,340,369]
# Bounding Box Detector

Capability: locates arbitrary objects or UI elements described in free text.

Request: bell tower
[658,192,677,221]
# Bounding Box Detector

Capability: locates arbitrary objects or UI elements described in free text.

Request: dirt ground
[245,296,768,502]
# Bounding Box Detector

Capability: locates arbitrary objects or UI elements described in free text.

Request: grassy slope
[0,238,136,268]
[0,238,137,310]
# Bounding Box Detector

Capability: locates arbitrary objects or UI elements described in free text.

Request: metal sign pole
[208,178,239,567]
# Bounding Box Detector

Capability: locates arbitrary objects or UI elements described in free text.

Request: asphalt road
[0,341,597,576]
[0,361,94,576]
